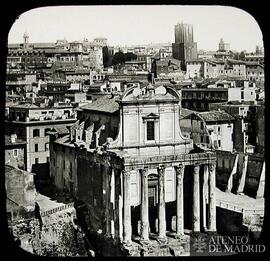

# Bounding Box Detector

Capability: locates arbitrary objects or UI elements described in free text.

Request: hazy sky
[8,5,263,52]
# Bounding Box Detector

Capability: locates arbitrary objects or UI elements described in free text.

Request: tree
[232,51,245,61]
[124,52,137,62]
[102,46,111,67]
[111,51,126,66]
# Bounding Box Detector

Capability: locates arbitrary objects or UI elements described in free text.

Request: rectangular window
[13,149,18,157]
[69,163,72,178]
[35,144,38,152]
[200,135,204,143]
[35,158,39,164]
[218,140,221,148]
[218,127,221,134]
[33,129,40,137]
[70,162,72,172]
[63,160,65,169]
[200,122,204,130]
[241,91,244,100]
[146,121,155,141]
[45,128,51,135]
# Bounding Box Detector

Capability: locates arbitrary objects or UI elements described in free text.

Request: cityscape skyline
[8,5,263,52]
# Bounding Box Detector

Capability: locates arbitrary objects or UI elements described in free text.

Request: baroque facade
[51,84,217,255]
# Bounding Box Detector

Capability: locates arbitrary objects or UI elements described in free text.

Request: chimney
[11,134,17,143]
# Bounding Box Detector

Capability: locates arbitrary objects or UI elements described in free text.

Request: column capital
[140,168,148,178]
[194,164,200,174]
[175,164,185,183]
[122,170,130,178]
[209,164,216,173]
[157,165,165,177]
[158,164,165,170]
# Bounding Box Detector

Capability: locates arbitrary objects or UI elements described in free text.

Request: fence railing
[40,202,74,217]
[216,199,264,216]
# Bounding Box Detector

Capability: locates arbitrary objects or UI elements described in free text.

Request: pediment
[142,113,160,120]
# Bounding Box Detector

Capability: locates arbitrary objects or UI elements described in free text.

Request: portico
[117,152,217,245]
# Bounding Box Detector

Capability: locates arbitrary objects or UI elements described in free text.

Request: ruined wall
[77,149,108,235]
[215,150,265,198]
[5,166,36,221]
[11,210,88,256]
[77,110,119,144]
[244,154,264,197]
[5,146,26,170]
[216,150,237,191]
[50,142,77,196]
[256,106,264,154]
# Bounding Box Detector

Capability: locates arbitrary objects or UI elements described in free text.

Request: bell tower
[23,32,29,49]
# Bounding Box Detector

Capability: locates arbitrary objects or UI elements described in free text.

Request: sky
[8,5,264,52]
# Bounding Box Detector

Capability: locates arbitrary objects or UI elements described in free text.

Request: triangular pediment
[142,112,160,120]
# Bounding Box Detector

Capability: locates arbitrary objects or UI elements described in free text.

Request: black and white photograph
[3,4,268,257]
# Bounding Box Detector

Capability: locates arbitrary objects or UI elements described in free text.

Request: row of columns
[122,163,216,245]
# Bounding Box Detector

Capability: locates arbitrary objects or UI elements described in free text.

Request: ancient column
[175,164,185,238]
[140,168,149,242]
[157,165,167,242]
[202,165,209,231]
[192,164,200,232]
[123,170,132,244]
[208,164,216,231]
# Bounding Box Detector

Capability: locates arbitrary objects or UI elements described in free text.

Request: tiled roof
[10,103,39,109]
[5,135,26,146]
[198,110,235,122]
[180,108,195,119]
[53,126,70,135]
[81,96,119,113]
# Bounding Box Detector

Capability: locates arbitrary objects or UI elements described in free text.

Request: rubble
[10,209,88,256]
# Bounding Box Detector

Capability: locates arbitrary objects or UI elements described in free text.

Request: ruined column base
[157,236,167,244]
[140,239,151,246]
[122,240,132,247]
[174,233,185,240]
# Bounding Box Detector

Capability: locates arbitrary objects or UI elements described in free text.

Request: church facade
[51,84,217,256]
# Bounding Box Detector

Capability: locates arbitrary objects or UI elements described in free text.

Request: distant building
[180,110,235,151]
[152,58,181,77]
[93,37,108,47]
[180,82,256,112]
[5,134,27,170]
[186,58,246,79]
[244,53,264,65]
[5,103,77,184]
[245,62,264,86]
[218,38,230,52]
[208,101,259,153]
[172,22,198,70]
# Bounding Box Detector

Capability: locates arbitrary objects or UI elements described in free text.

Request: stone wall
[5,166,36,221]
[216,150,265,198]
[10,209,88,256]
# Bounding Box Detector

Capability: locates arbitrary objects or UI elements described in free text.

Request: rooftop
[198,110,235,122]
[81,95,119,113]
[179,108,195,119]
[5,135,26,146]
